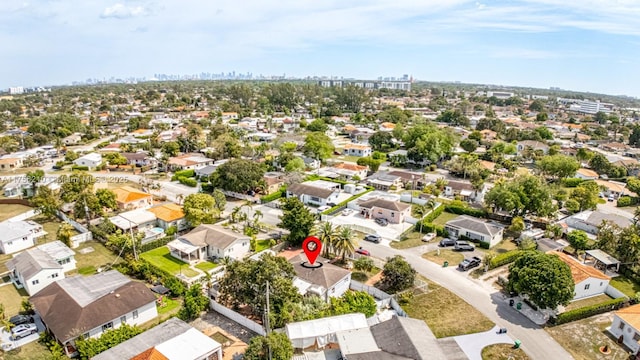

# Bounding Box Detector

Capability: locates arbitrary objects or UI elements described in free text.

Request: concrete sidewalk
[453,325,514,360]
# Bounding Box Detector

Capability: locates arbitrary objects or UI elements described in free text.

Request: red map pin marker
[303,236,322,265]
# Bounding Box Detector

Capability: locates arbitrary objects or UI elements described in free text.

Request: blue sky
[2,0,639,97]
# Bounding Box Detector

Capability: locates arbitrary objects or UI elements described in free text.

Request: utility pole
[129,220,138,261]
[265,280,272,360]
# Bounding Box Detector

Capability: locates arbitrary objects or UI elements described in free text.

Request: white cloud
[100,3,149,19]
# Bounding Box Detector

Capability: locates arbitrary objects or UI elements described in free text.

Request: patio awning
[167,239,200,254]
[585,249,620,266]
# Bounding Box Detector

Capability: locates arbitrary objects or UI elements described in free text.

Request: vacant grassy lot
[481,344,529,360]
[0,284,28,317]
[564,294,613,312]
[157,296,181,315]
[610,275,640,298]
[422,249,464,267]
[73,241,120,275]
[479,239,518,254]
[3,340,53,360]
[141,247,199,278]
[391,231,432,249]
[0,204,32,222]
[195,261,219,272]
[431,211,460,226]
[546,313,628,360]
[402,280,494,338]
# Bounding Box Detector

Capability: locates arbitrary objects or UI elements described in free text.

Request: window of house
[22,237,27,241]
[600,282,603,286]
[310,196,319,202]
[133,310,138,319]
[102,322,113,331]
[584,284,590,290]
[619,322,625,330]
[120,316,126,323]
[51,273,58,278]
[32,279,39,285]
[7,241,12,246]
[391,212,395,218]
[635,333,640,342]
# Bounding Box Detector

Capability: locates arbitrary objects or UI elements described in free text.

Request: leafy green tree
[211,189,227,214]
[571,181,600,211]
[460,138,479,153]
[57,223,75,247]
[183,193,219,226]
[507,252,574,309]
[368,131,395,151]
[626,177,640,195]
[537,154,580,180]
[284,157,305,172]
[210,159,266,193]
[529,99,545,112]
[178,283,210,321]
[278,197,316,246]
[564,199,580,213]
[484,176,556,218]
[508,216,525,235]
[59,171,95,202]
[356,156,384,172]
[334,85,369,112]
[436,109,470,127]
[75,324,142,359]
[73,191,104,219]
[353,257,375,272]
[535,112,549,122]
[588,153,611,174]
[95,188,118,211]
[26,169,45,193]
[306,119,328,132]
[378,106,411,123]
[404,124,458,164]
[329,291,377,317]
[567,230,589,253]
[30,186,61,219]
[64,150,79,162]
[379,255,416,293]
[303,132,335,161]
[162,141,180,157]
[243,332,293,360]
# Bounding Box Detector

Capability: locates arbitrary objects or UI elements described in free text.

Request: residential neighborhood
[1,79,640,360]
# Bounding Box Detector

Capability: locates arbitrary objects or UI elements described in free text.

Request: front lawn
[402,280,494,338]
[391,232,431,249]
[610,275,640,298]
[195,261,219,272]
[431,211,460,226]
[482,344,529,360]
[0,284,28,317]
[157,296,181,315]
[254,239,273,252]
[3,340,53,360]
[140,247,199,278]
[422,249,464,267]
[0,204,32,222]
[351,266,381,283]
[564,294,614,312]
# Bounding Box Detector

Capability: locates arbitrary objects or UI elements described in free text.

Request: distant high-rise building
[569,100,614,114]
[9,87,24,95]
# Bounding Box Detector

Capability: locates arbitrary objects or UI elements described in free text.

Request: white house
[608,304,640,355]
[444,180,485,203]
[6,241,75,296]
[554,252,611,300]
[286,181,341,207]
[30,270,158,357]
[288,254,351,302]
[516,140,550,156]
[167,224,251,263]
[574,168,599,180]
[93,317,222,360]
[110,209,164,244]
[444,215,504,248]
[343,143,372,157]
[561,210,632,236]
[0,220,47,254]
[73,152,102,169]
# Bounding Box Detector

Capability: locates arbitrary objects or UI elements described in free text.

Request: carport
[584,249,620,275]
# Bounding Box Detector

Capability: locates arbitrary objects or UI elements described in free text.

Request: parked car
[458,256,482,271]
[342,209,354,216]
[9,315,33,326]
[454,241,475,251]
[364,234,382,243]
[375,218,388,226]
[355,247,370,256]
[422,233,436,242]
[439,238,456,247]
[608,195,616,202]
[11,323,37,340]
[317,205,331,213]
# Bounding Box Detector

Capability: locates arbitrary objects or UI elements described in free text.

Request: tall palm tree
[413,204,429,233]
[334,226,357,261]
[314,221,337,257]
[252,209,263,229]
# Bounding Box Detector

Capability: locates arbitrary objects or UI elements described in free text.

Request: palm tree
[413,204,429,233]
[252,209,263,230]
[314,221,337,257]
[334,226,357,261]
[57,223,75,247]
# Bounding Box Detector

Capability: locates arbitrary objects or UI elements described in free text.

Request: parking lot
[0,315,45,351]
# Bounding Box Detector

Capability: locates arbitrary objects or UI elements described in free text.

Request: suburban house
[286,313,368,350]
[444,180,485,203]
[0,157,24,171]
[288,254,351,302]
[73,152,103,169]
[167,153,215,171]
[30,270,158,357]
[516,140,550,156]
[343,143,372,157]
[387,170,426,189]
[366,172,403,191]
[62,133,82,145]
[323,163,369,181]
[263,172,286,194]
[6,241,76,296]
[109,209,164,244]
[167,224,250,263]
[357,198,411,224]
[575,168,599,180]
[367,316,447,360]
[286,181,341,207]
[595,179,630,199]
[0,220,47,254]
[4,177,61,198]
[93,317,222,360]
[561,210,632,236]
[121,152,157,168]
[444,215,504,248]
[148,203,188,231]
[553,252,611,300]
[111,185,153,210]
[608,304,640,355]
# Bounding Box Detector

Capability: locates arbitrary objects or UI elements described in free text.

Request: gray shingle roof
[6,248,61,281]
[180,224,248,249]
[370,316,447,360]
[287,183,336,199]
[445,215,503,237]
[289,254,351,289]
[358,198,410,212]
[0,220,40,241]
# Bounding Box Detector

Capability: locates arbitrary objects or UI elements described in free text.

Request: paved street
[366,242,574,360]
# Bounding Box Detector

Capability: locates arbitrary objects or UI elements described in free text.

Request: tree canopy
[379,255,416,293]
[278,197,316,246]
[243,332,294,360]
[537,154,580,179]
[403,124,458,164]
[303,132,335,161]
[182,193,221,226]
[210,159,266,194]
[484,175,556,218]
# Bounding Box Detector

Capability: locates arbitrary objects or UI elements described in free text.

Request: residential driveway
[0,316,46,351]
[453,325,514,360]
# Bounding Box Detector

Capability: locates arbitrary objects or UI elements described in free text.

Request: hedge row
[551,297,626,325]
[562,178,584,188]
[138,235,175,253]
[617,196,640,207]
[414,221,447,237]
[261,190,285,203]
[489,250,524,270]
[171,169,195,180]
[71,165,89,171]
[115,258,186,297]
[423,204,445,223]
[177,176,198,187]
[444,204,486,218]
[322,187,374,215]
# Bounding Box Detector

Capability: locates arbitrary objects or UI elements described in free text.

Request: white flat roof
[167,239,200,254]
[286,313,368,340]
[336,328,379,355]
[155,328,221,359]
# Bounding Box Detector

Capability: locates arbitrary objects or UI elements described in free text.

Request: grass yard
[351,266,381,283]
[3,340,53,360]
[485,239,518,254]
[481,344,530,360]
[254,239,273,252]
[157,296,181,315]
[422,249,464,267]
[0,284,29,317]
[610,275,640,298]
[0,204,32,222]
[402,280,494,338]
[332,155,362,164]
[431,211,460,226]
[195,261,219,272]
[73,241,121,274]
[564,294,614,312]
[141,247,199,278]
[211,331,233,347]
[391,231,432,249]
[546,313,628,360]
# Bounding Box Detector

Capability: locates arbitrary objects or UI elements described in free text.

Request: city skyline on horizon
[2,0,639,97]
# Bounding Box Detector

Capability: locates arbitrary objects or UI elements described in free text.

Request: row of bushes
[562,178,584,188]
[445,204,487,218]
[138,235,175,253]
[551,297,626,325]
[415,222,447,237]
[171,169,195,180]
[617,196,640,207]
[176,176,198,187]
[115,258,186,297]
[71,165,89,171]
[261,190,285,203]
[458,234,490,249]
[423,204,445,223]
[489,250,524,270]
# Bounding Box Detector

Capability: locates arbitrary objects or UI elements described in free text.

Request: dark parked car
[439,238,456,247]
[364,234,382,243]
[454,241,475,251]
[9,315,33,326]
[458,256,482,271]
[355,247,370,256]
[375,218,388,226]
